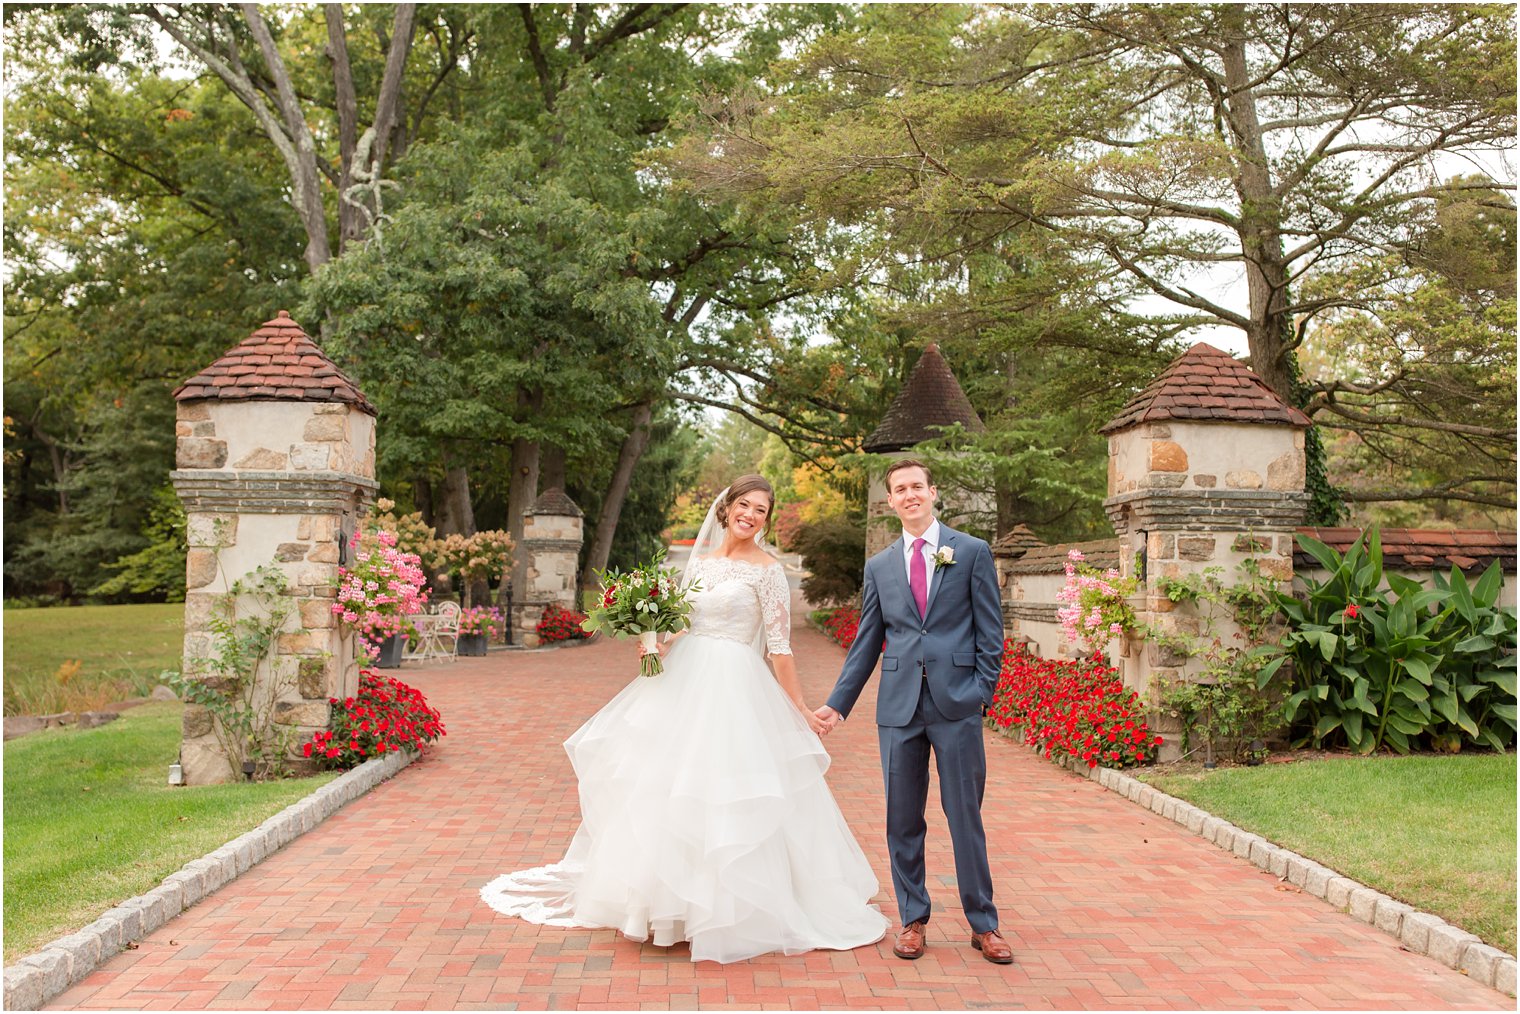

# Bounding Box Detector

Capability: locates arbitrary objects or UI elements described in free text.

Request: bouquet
[581,552,698,676]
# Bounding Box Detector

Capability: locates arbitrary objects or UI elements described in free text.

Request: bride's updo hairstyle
[715,474,775,538]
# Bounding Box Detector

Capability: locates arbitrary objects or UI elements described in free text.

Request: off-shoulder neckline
[694,554,781,571]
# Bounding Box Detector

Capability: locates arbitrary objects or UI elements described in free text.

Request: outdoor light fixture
[504,580,515,646]
[242,759,256,780]
[1246,739,1266,766]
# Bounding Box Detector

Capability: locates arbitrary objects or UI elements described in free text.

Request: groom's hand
[813,705,841,735]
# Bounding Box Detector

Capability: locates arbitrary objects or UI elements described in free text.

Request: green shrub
[792,517,865,607]
[89,485,187,603]
[1270,530,1517,754]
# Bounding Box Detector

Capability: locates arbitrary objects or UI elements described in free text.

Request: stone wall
[996,539,1120,660]
[1108,420,1304,499]
[173,399,376,784]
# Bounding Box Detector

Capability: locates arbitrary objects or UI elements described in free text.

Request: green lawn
[1139,753,1517,954]
[3,701,334,961]
[3,603,184,715]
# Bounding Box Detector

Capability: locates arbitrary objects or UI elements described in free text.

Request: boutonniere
[933,546,956,571]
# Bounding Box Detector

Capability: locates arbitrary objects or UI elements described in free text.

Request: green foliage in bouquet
[581,551,699,675]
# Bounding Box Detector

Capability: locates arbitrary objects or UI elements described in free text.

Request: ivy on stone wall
[1279,326,1348,525]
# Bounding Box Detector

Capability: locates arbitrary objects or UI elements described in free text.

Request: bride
[480,474,888,963]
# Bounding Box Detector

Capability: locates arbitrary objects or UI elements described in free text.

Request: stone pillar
[1099,343,1311,760]
[513,488,585,648]
[864,450,910,558]
[171,311,378,783]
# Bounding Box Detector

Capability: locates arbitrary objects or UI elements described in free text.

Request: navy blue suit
[825,524,1003,933]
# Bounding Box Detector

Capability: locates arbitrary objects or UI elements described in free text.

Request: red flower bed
[304,669,446,770]
[821,606,860,649]
[987,642,1161,769]
[536,602,590,643]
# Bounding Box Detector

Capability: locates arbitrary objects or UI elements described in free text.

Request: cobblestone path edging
[2,749,416,1011]
[1054,750,1517,997]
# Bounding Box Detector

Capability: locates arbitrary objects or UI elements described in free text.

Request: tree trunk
[370,4,419,173]
[413,472,435,528]
[994,483,1017,539]
[435,465,475,536]
[540,442,567,493]
[240,5,332,272]
[507,439,541,547]
[324,5,362,252]
[580,400,655,588]
[33,424,70,515]
[1220,27,1293,400]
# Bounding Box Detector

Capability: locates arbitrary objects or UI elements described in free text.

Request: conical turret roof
[525,487,583,517]
[1099,343,1309,435]
[173,310,375,415]
[863,345,986,453]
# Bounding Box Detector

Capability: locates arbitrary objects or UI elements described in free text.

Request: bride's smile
[725,495,768,542]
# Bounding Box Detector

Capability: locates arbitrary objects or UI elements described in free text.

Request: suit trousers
[877,678,998,934]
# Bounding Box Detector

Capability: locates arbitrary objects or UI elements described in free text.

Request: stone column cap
[1100,343,1311,435]
[173,311,375,415]
[524,488,583,517]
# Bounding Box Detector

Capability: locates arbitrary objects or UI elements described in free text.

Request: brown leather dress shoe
[893,921,927,960]
[971,929,1014,964]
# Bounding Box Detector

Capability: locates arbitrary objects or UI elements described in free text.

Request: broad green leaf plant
[1269,530,1517,754]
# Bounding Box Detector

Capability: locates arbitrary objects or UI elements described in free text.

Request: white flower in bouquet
[581,552,699,676]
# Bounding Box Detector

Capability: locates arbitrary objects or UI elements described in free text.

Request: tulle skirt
[479,632,889,963]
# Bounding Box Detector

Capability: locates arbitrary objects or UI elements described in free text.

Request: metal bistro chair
[428,601,461,662]
[401,612,436,664]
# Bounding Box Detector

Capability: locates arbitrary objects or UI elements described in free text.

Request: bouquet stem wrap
[638,631,661,676]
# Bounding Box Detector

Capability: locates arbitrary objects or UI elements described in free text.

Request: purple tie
[910,537,928,618]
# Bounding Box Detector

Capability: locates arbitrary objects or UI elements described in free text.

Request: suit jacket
[827,524,1004,727]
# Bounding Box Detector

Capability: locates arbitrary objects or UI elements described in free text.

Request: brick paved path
[48,605,1505,1010]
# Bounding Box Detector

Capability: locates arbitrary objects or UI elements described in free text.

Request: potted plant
[332,525,430,668]
[456,606,500,656]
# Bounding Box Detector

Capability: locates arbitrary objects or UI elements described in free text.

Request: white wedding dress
[479,555,888,963]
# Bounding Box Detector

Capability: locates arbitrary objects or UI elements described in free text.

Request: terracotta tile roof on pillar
[525,487,583,517]
[1296,528,1517,573]
[1099,342,1310,435]
[173,310,376,415]
[863,344,986,453]
[1007,538,1120,575]
[991,524,1047,558]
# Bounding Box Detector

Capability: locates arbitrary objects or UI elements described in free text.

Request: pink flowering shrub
[458,605,504,637]
[333,527,430,661]
[1054,548,1138,658]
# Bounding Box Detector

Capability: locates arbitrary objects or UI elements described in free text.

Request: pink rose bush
[333,527,430,661]
[1054,548,1138,658]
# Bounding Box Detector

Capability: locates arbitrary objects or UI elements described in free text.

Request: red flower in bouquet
[581,551,698,676]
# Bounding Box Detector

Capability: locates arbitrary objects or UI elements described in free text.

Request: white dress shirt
[901,519,942,601]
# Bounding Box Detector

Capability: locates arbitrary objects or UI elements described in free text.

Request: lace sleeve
[759,563,793,656]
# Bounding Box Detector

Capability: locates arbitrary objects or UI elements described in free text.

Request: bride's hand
[801,704,828,737]
[638,639,666,658]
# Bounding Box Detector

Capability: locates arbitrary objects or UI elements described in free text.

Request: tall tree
[3,50,307,597]
[678,3,1516,519]
[139,3,436,270]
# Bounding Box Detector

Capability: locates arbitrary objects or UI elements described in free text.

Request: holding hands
[813,705,841,736]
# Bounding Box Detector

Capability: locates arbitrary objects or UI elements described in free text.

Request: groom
[815,459,1011,963]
